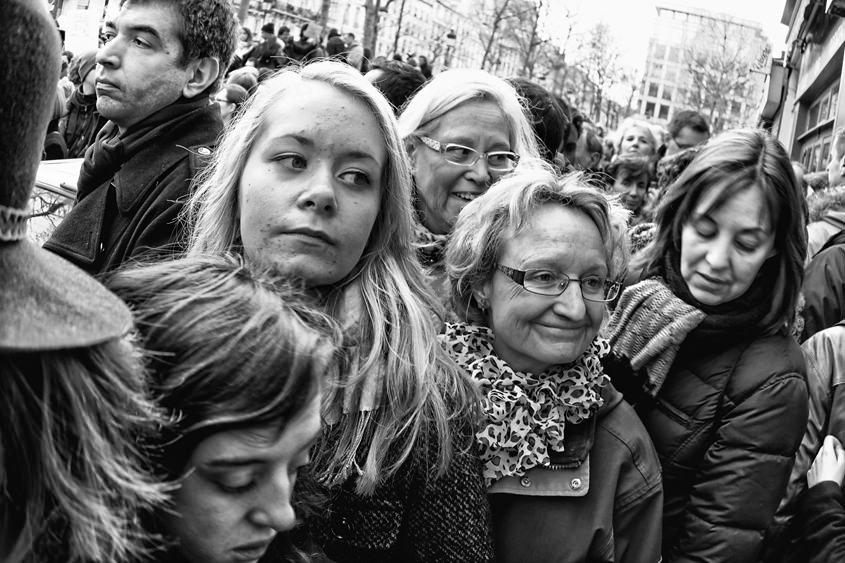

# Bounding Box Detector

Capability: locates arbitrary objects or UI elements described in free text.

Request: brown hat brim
[0,240,132,351]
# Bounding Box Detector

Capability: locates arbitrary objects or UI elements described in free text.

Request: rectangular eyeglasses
[416,135,520,173]
[495,264,622,302]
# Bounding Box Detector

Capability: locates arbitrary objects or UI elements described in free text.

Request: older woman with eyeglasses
[441,162,663,563]
[397,70,540,313]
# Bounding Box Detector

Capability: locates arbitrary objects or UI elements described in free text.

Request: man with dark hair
[44,0,237,275]
[507,78,565,164]
[573,122,604,173]
[365,60,426,115]
[326,27,346,60]
[554,95,582,169]
[248,21,284,70]
[345,32,364,71]
[665,109,710,156]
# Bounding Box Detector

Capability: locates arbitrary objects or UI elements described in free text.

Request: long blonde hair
[184,61,477,494]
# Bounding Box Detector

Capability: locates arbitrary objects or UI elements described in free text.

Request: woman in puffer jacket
[603,128,809,563]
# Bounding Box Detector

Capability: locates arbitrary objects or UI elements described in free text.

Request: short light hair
[633,128,807,335]
[446,160,630,324]
[615,117,658,156]
[185,61,477,494]
[397,68,540,161]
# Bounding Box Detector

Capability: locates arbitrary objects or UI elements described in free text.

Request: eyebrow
[266,134,383,165]
[124,23,164,42]
[694,213,769,234]
[203,428,322,469]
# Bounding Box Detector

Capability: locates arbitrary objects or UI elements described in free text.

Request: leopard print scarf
[442,322,609,486]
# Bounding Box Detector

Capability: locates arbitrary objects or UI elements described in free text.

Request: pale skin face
[163,396,322,563]
[409,100,513,235]
[238,80,385,287]
[619,125,656,158]
[611,170,649,213]
[665,125,709,156]
[680,184,776,306]
[96,1,217,133]
[480,205,608,373]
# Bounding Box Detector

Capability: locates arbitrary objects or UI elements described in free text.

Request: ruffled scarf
[605,250,774,397]
[443,322,609,486]
[412,220,449,268]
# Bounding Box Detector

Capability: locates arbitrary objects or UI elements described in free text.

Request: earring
[477,298,489,311]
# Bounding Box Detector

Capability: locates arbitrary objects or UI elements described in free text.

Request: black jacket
[798,481,845,563]
[607,328,808,562]
[43,99,221,275]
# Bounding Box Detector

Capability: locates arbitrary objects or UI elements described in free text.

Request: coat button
[570,478,582,490]
[197,146,211,155]
[520,476,531,487]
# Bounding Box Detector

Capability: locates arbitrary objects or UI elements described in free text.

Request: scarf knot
[412,220,449,267]
[442,322,608,486]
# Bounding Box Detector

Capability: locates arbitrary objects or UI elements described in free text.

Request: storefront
[772,0,845,171]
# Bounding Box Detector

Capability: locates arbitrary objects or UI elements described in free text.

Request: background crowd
[6,0,845,562]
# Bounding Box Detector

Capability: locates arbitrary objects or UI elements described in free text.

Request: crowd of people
[6,0,845,562]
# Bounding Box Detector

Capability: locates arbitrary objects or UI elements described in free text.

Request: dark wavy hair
[121,0,237,91]
[631,128,807,335]
[107,253,337,480]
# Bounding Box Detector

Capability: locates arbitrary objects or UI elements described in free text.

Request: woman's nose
[553,280,587,319]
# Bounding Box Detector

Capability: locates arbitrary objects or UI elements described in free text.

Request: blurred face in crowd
[482,204,607,373]
[97,1,199,133]
[573,129,601,171]
[162,396,321,563]
[611,170,649,213]
[410,100,513,235]
[680,183,776,306]
[666,126,709,156]
[238,80,385,287]
[213,89,236,125]
[828,141,845,188]
[619,125,655,158]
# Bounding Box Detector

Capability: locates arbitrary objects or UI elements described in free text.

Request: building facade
[764,0,845,174]
[637,3,769,132]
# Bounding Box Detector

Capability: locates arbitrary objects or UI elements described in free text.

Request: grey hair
[446,160,630,325]
[397,68,541,161]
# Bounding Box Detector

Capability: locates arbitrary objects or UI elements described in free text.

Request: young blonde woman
[184,61,492,562]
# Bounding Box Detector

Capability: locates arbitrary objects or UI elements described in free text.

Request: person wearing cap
[247,21,285,71]
[62,48,106,158]
[0,1,166,562]
[43,0,237,275]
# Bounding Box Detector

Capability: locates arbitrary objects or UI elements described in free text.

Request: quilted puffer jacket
[606,327,808,563]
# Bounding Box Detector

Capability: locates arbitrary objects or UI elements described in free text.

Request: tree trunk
[363,0,380,55]
[319,0,331,27]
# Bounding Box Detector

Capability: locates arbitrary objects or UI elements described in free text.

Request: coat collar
[113,101,221,214]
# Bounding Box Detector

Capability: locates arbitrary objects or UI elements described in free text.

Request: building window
[654,43,667,60]
[669,46,681,63]
[645,101,655,117]
[662,86,673,101]
[658,104,669,120]
[648,82,659,97]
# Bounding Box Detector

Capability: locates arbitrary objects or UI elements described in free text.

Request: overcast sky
[549,0,789,73]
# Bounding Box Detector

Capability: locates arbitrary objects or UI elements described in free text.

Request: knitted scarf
[442,322,609,487]
[605,249,773,396]
[76,96,210,199]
